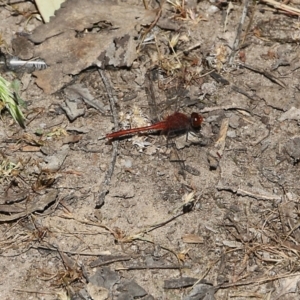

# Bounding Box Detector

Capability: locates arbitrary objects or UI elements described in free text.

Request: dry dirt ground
[1,0,300,299]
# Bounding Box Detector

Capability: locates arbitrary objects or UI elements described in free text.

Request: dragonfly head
[190,112,203,128]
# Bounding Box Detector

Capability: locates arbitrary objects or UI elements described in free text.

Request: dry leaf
[274,275,300,300]
[28,0,156,93]
[35,0,65,23]
[222,240,243,248]
[0,190,58,222]
[21,145,41,152]
[182,234,203,244]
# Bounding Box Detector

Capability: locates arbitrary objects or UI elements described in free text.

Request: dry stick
[61,211,117,237]
[90,255,132,268]
[242,1,256,46]
[137,5,162,52]
[32,244,110,256]
[98,69,119,129]
[229,0,250,65]
[143,0,148,9]
[260,0,300,16]
[218,272,300,289]
[112,165,194,239]
[120,233,182,271]
[200,104,252,115]
[252,125,270,146]
[176,42,202,57]
[118,213,186,268]
[119,213,185,243]
[116,264,185,271]
[13,290,55,296]
[285,220,300,240]
[96,69,119,208]
[238,63,287,88]
[231,85,259,102]
[191,258,220,289]
[216,184,282,201]
[144,212,185,234]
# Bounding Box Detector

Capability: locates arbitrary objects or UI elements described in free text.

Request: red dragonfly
[106,112,203,140]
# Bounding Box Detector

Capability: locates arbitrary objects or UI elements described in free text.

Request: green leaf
[0,76,25,128]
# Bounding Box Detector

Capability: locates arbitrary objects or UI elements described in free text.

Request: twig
[252,124,271,146]
[242,1,256,46]
[176,42,202,56]
[238,63,286,88]
[285,220,300,240]
[260,0,300,16]
[229,0,250,65]
[116,264,186,271]
[200,104,252,115]
[231,85,259,102]
[137,5,163,52]
[96,143,118,208]
[98,69,119,128]
[13,289,55,296]
[192,258,220,288]
[143,0,148,9]
[28,244,109,256]
[218,272,300,288]
[118,211,192,267]
[96,69,119,208]
[120,212,185,243]
[60,212,116,237]
[216,183,282,201]
[90,255,132,267]
[144,212,185,234]
[210,71,229,85]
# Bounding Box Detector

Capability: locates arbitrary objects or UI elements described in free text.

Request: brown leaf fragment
[28,0,156,93]
[0,203,25,213]
[182,233,204,244]
[62,135,82,144]
[32,171,56,191]
[0,189,58,222]
[12,36,34,60]
[34,67,71,94]
[21,145,41,152]
[1,190,29,204]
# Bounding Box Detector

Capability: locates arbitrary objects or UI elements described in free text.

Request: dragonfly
[106,111,203,140]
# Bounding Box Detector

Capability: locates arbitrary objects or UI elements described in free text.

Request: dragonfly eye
[191,112,203,128]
